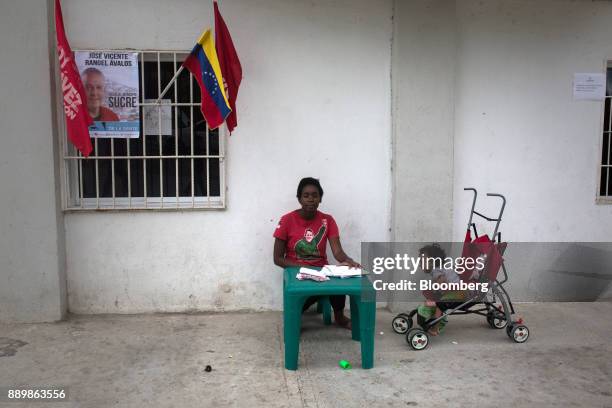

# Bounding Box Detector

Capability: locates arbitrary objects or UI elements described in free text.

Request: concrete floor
[1,303,612,408]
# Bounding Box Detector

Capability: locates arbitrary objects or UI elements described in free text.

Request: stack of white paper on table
[297,266,362,282]
[297,267,329,282]
[321,265,362,278]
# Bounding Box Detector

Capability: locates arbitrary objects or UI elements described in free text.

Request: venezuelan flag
[183,29,231,130]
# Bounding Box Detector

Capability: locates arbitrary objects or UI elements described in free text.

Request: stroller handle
[486,193,506,239]
[464,189,507,240]
[464,188,477,228]
[486,193,506,217]
[486,193,506,204]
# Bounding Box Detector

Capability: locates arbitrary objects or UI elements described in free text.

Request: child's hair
[418,243,446,260]
[419,243,446,273]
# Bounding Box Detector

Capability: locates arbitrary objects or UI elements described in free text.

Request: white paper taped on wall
[573,73,606,101]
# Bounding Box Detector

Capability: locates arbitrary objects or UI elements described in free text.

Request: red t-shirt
[273,210,340,267]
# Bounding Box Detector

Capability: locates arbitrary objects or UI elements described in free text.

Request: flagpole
[157,23,209,104]
[212,0,216,38]
[155,65,184,104]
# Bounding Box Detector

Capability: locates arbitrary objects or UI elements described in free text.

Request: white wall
[63,0,393,313]
[391,0,455,242]
[5,0,610,320]
[452,0,612,300]
[388,0,612,302]
[453,0,612,242]
[0,0,66,322]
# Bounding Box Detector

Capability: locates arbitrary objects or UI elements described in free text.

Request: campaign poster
[75,51,140,138]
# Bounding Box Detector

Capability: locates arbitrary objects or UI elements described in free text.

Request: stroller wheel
[406,329,429,350]
[509,324,529,343]
[486,311,507,329]
[392,314,412,334]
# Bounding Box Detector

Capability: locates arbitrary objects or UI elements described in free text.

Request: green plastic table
[283,266,376,370]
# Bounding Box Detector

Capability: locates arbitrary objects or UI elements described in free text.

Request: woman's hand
[339,259,361,269]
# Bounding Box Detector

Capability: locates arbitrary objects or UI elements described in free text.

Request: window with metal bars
[600,64,612,201]
[61,51,225,210]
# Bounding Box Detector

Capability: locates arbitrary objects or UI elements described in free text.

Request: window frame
[57,49,227,211]
[597,60,612,204]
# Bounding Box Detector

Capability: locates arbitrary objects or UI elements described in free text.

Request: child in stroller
[391,188,530,350]
[418,243,465,336]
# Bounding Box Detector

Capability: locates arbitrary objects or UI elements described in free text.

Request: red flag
[214,1,242,133]
[55,0,93,157]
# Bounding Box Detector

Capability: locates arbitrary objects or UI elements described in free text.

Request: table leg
[359,299,376,369]
[350,295,360,341]
[284,295,305,370]
[321,297,332,325]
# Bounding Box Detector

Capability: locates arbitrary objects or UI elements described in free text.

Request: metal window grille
[60,50,226,210]
[599,64,612,201]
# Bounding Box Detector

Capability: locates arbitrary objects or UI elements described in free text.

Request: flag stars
[202,71,220,94]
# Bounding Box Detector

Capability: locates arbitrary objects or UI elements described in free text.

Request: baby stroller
[391,188,529,350]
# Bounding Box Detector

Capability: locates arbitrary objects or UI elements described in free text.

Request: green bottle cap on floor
[338,360,351,369]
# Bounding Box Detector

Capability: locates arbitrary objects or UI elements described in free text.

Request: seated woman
[273,177,361,329]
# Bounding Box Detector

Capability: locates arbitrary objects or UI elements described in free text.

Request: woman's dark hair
[418,243,446,260]
[296,177,324,199]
